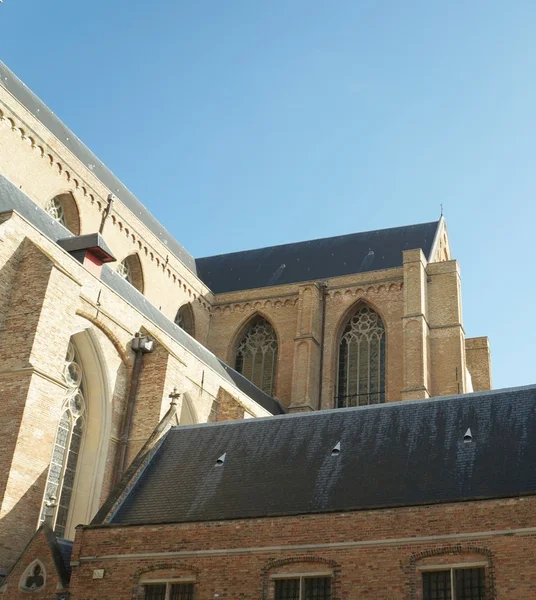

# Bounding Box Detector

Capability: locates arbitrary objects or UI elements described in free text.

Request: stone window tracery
[174,304,195,337]
[44,193,80,234]
[235,316,278,396]
[19,560,45,592]
[45,197,66,227]
[117,254,144,293]
[40,342,86,538]
[117,258,133,284]
[336,305,385,407]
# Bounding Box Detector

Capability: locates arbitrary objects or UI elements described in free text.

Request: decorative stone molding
[328,281,403,300]
[212,297,299,314]
[0,102,211,308]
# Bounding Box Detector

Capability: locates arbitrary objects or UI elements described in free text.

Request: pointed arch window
[235,316,278,396]
[174,303,195,337]
[336,305,385,408]
[40,342,86,537]
[117,254,144,293]
[45,192,80,235]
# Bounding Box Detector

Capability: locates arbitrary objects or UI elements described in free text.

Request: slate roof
[195,221,440,294]
[107,385,536,525]
[0,60,197,275]
[0,174,284,416]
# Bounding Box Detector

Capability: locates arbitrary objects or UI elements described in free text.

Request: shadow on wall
[0,470,48,575]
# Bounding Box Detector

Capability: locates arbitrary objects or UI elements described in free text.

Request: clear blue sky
[2,1,535,390]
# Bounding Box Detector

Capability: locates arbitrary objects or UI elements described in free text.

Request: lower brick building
[2,384,535,599]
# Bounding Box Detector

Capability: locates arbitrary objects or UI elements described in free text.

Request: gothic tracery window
[44,192,80,234]
[20,561,45,592]
[45,196,66,227]
[235,316,278,396]
[336,305,385,407]
[116,258,133,284]
[40,342,86,538]
[117,254,144,293]
[174,303,195,337]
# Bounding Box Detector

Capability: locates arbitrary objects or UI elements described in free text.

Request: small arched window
[40,342,86,537]
[174,303,195,337]
[336,305,385,408]
[117,254,144,293]
[235,316,278,396]
[45,192,80,235]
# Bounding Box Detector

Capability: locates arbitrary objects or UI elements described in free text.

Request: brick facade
[2,495,528,599]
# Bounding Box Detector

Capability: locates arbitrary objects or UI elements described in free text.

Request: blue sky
[2,1,535,390]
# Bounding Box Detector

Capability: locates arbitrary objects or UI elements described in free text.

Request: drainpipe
[114,332,155,485]
[317,281,328,409]
[99,193,115,234]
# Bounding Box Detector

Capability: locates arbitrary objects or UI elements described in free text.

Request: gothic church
[0,60,534,600]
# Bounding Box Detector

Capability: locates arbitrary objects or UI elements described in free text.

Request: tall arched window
[174,303,195,337]
[44,192,80,234]
[235,316,278,396]
[336,305,385,408]
[40,342,86,537]
[117,254,144,293]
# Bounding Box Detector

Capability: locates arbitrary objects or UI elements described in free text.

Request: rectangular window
[423,568,486,600]
[274,577,331,600]
[144,583,194,600]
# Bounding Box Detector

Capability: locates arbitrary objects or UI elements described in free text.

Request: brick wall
[62,495,536,599]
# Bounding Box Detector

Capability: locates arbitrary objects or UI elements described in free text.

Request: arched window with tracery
[40,342,86,537]
[174,303,195,337]
[235,316,278,396]
[336,305,385,408]
[117,254,144,293]
[44,192,80,235]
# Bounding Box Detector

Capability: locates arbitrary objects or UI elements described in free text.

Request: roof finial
[169,387,181,405]
[440,203,444,217]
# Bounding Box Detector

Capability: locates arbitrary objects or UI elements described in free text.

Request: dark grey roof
[195,221,440,294]
[0,61,197,275]
[0,174,283,416]
[53,537,73,581]
[108,385,536,525]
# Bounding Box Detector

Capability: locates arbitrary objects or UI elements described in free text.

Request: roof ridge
[169,383,536,432]
[196,220,440,261]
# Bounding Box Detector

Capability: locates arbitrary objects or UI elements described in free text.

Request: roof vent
[331,442,341,456]
[215,453,226,466]
[463,428,472,443]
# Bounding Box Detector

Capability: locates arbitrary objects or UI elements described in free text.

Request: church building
[0,59,533,599]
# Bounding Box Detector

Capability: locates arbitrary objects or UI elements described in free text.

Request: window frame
[271,572,333,600]
[335,304,386,408]
[418,563,487,600]
[141,578,196,600]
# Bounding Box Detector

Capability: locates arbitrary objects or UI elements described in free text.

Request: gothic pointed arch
[39,330,109,539]
[174,303,195,337]
[234,314,278,396]
[117,253,144,293]
[44,191,80,235]
[336,302,386,407]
